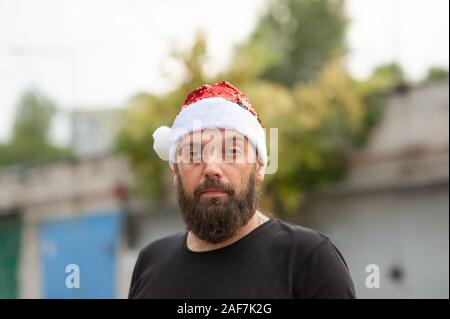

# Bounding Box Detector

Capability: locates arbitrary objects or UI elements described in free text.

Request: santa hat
[152,81,267,171]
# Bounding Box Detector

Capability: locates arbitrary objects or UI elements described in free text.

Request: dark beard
[177,170,261,244]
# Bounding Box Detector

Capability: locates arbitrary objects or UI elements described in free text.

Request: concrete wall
[298,183,449,298]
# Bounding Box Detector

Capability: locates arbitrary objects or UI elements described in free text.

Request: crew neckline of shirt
[182,218,278,255]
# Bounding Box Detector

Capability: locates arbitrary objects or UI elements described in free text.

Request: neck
[186,210,270,252]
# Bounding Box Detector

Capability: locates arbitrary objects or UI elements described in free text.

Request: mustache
[193,179,235,198]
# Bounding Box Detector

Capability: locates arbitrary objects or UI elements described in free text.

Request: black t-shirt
[128,218,356,299]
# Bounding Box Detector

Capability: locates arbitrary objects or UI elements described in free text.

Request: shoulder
[268,220,355,298]
[265,218,343,270]
[268,218,329,253]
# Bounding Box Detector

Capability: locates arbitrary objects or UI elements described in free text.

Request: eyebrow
[179,135,247,149]
[224,135,245,145]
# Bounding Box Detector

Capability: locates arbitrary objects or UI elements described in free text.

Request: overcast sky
[0,0,448,144]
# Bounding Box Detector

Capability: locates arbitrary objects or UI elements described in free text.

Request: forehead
[179,129,248,145]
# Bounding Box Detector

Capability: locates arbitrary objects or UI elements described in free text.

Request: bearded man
[128,81,355,299]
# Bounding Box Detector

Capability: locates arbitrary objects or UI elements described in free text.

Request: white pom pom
[152,125,171,161]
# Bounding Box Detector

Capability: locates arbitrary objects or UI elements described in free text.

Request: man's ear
[172,164,179,186]
[255,161,265,182]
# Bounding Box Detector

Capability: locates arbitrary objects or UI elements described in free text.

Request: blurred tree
[236,59,386,215]
[171,30,209,88]
[424,66,449,82]
[247,0,347,87]
[369,63,406,89]
[12,89,55,146]
[0,89,71,167]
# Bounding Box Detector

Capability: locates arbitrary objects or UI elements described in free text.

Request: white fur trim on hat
[152,125,171,161]
[152,97,267,171]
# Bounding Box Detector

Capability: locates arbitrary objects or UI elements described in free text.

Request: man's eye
[227,148,241,155]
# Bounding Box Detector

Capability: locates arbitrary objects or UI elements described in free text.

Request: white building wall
[300,184,449,298]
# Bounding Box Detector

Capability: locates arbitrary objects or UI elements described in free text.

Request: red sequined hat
[181,81,263,127]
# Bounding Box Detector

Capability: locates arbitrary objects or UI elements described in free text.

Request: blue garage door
[39,211,123,298]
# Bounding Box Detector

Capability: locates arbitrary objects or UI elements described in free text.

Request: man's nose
[203,149,224,179]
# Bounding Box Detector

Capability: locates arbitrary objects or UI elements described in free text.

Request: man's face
[174,129,265,243]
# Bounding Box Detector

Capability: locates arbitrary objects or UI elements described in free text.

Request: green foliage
[0,89,71,167]
[249,0,347,87]
[12,89,55,146]
[424,66,449,82]
[370,63,406,89]
[241,60,389,215]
